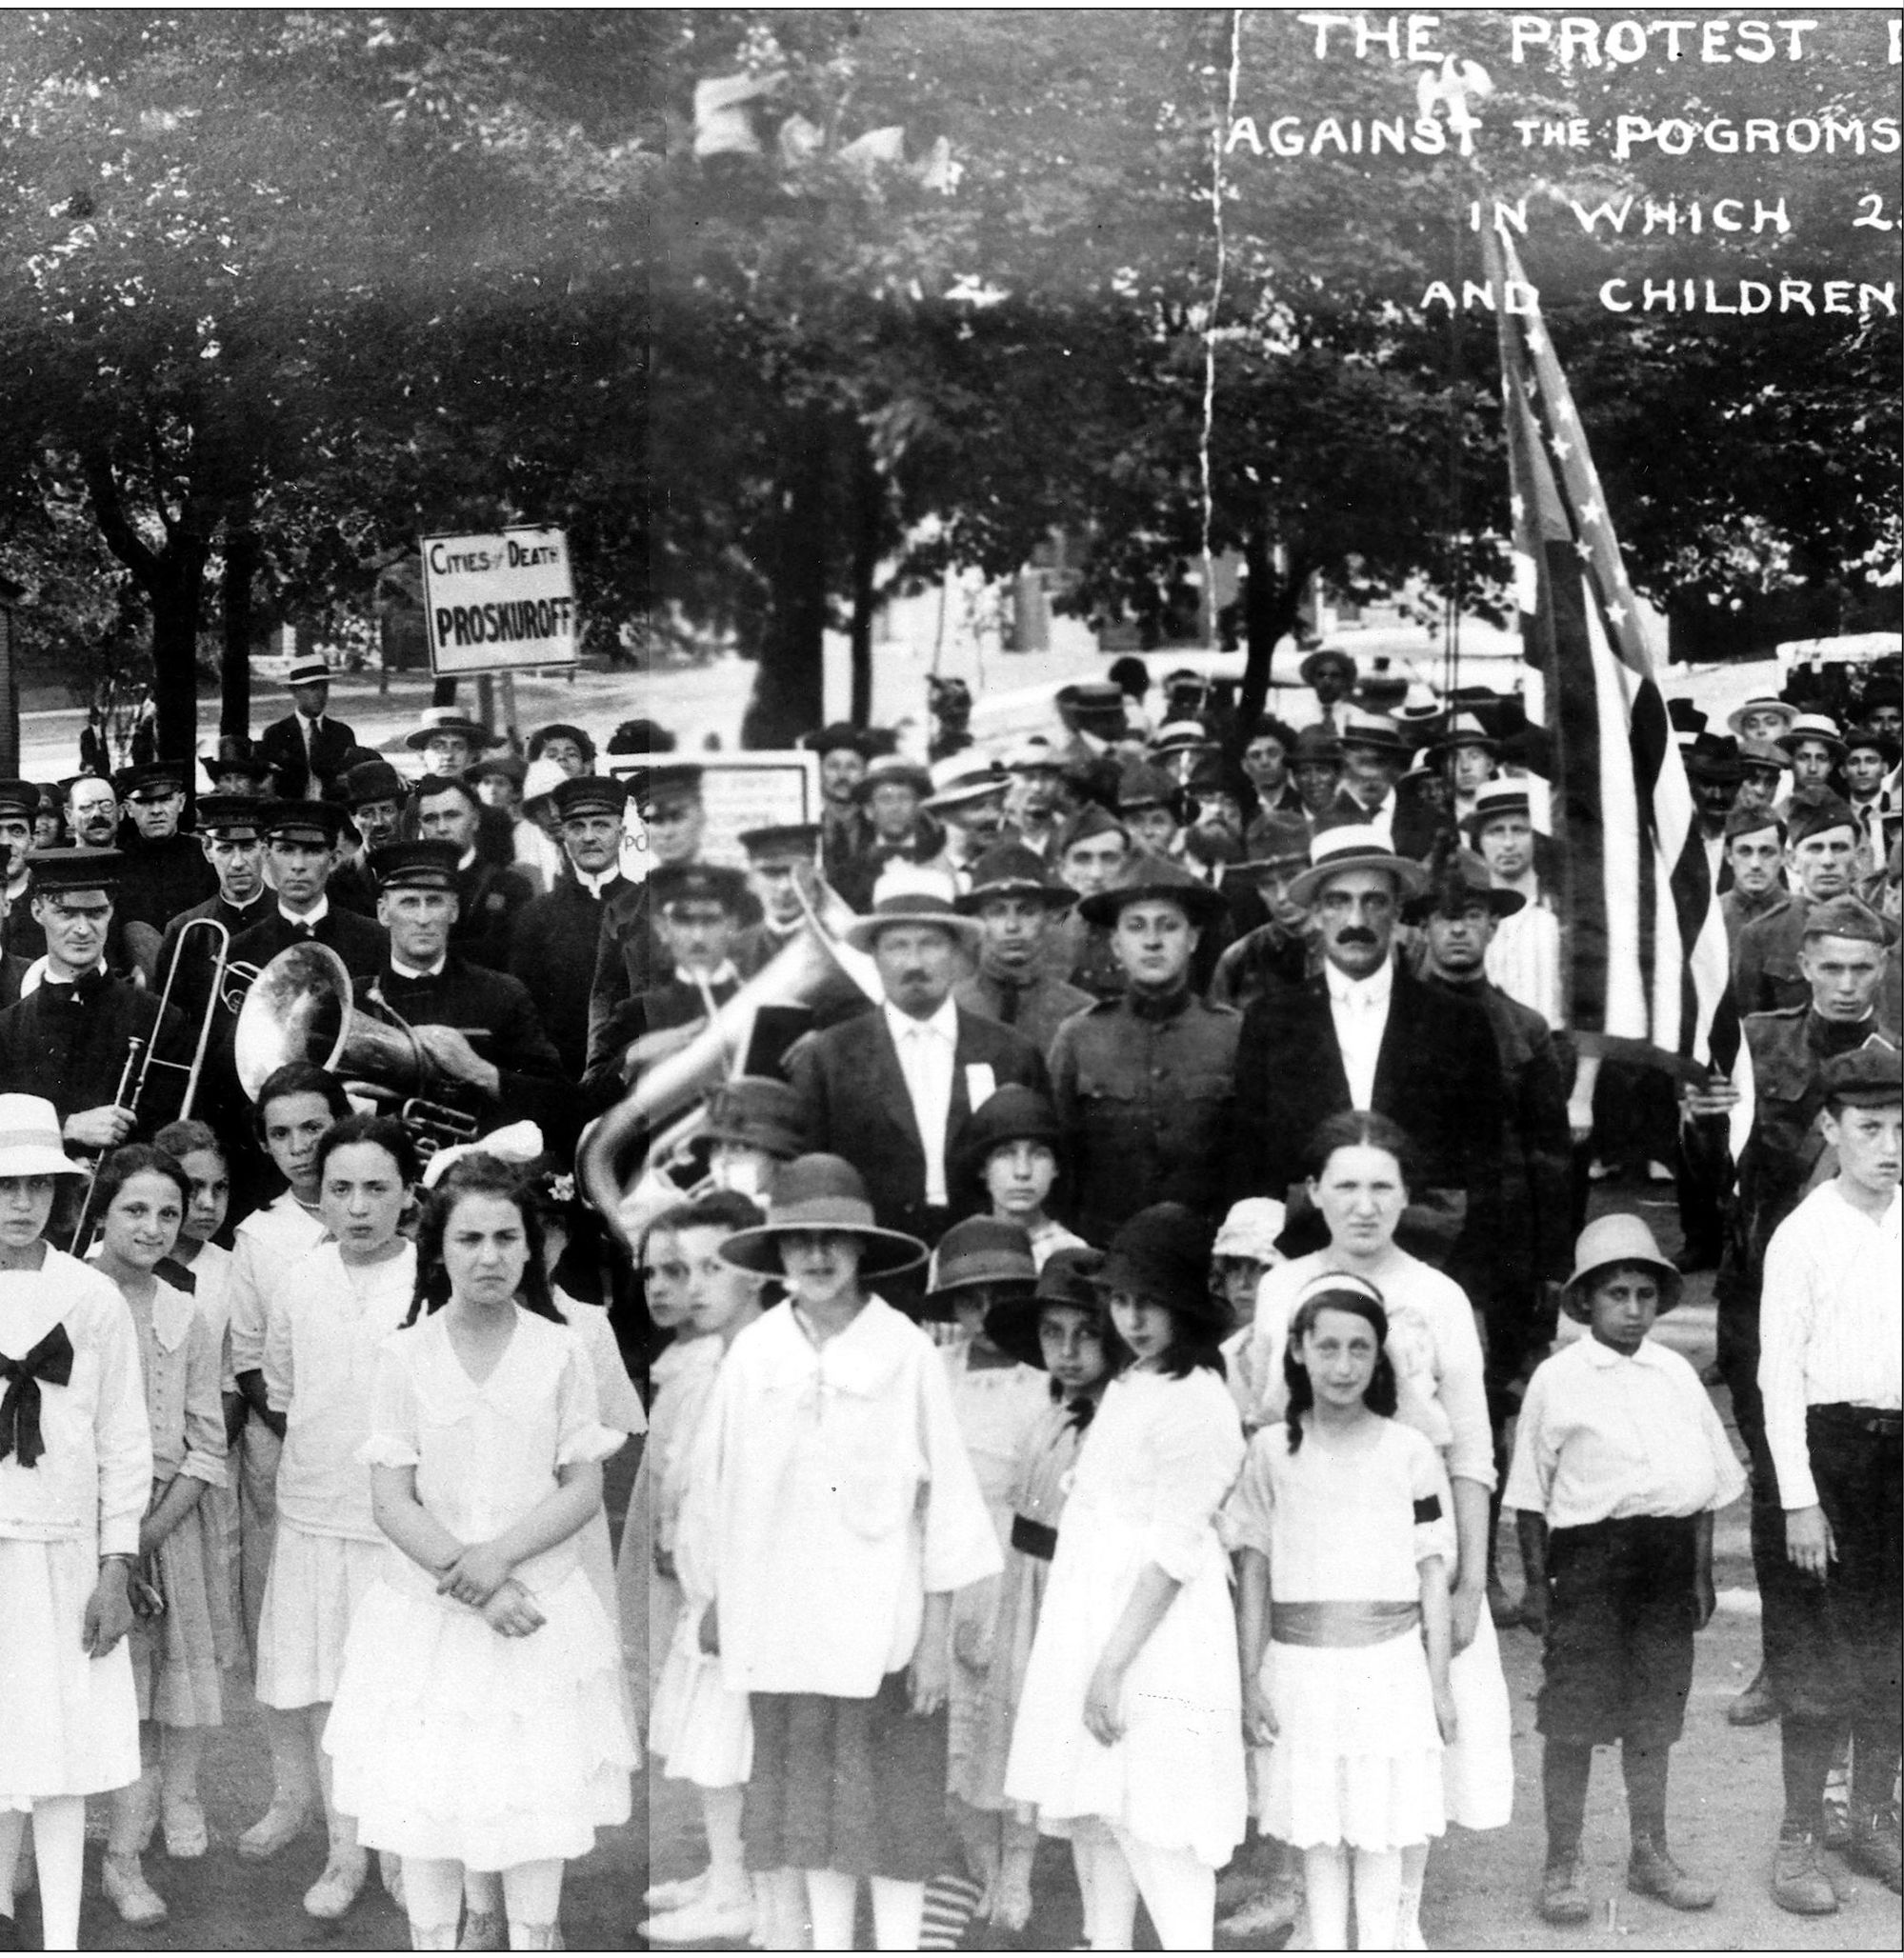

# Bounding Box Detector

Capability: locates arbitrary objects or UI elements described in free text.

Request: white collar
[391,953,448,980]
[1324,955,1394,1007]
[675,961,738,990]
[278,895,330,929]
[884,992,959,1043]
[20,955,108,997]
[572,866,620,898]
[1577,1334,1671,1370]
[456,847,479,871]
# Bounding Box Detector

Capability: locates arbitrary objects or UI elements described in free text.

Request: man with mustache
[1231,826,1506,1294]
[785,869,1048,1253]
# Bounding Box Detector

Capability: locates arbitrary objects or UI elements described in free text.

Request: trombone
[64,915,231,1252]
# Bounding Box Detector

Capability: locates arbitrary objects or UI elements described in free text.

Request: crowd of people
[0,645,1895,1951]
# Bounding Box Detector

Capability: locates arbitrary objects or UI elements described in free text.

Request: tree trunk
[148,569,204,763]
[849,439,880,727]
[220,491,255,743]
[741,406,830,749]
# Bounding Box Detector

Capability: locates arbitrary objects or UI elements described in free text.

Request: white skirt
[0,1537,141,1802]
[1004,1502,1246,1868]
[254,1521,390,1709]
[324,1557,638,1868]
[649,1601,752,1790]
[1253,1632,1445,1852]
[1442,1605,1514,1830]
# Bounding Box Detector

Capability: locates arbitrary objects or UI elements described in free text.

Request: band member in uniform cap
[153,793,275,1017]
[1050,856,1240,1248]
[509,774,632,1077]
[0,849,191,1148]
[355,840,568,1146]
[953,843,1091,1054]
[227,801,389,981]
[256,656,357,801]
[113,760,217,949]
[732,823,822,979]
[587,760,708,1069]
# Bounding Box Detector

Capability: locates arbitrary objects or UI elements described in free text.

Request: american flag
[1481,223,1743,1107]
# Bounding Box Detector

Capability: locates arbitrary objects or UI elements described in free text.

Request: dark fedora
[985,1245,1113,1369]
[1075,852,1230,930]
[1680,732,1743,784]
[1098,1202,1229,1335]
[954,1085,1065,1191]
[921,1216,1038,1322]
[717,1153,928,1279]
[1289,726,1346,769]
[1402,842,1525,924]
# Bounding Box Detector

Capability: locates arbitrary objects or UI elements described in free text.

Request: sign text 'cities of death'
[421,527,579,676]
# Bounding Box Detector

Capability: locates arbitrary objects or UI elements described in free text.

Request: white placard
[611,751,821,871]
[421,527,579,675]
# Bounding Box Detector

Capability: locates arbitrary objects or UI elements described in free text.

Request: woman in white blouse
[253,1113,421,1924]
[1245,1110,1515,1949]
[0,1095,150,1951]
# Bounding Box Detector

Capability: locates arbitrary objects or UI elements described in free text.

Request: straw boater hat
[1779,712,1846,757]
[1335,709,1411,759]
[1463,779,1533,840]
[716,1153,928,1279]
[921,1216,1038,1322]
[1097,1202,1230,1336]
[284,657,331,691]
[1286,823,1431,909]
[1725,693,1797,739]
[0,1094,86,1177]
[1002,735,1061,775]
[841,864,984,951]
[1075,851,1230,929]
[405,703,501,752]
[1561,1214,1681,1321]
[984,1245,1113,1369]
[1428,711,1500,759]
[853,753,933,804]
[922,751,1008,815]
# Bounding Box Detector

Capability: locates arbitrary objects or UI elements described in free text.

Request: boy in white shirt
[1756,1041,1902,1912]
[1508,1215,1745,1928]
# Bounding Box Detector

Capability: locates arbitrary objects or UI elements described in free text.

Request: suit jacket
[256,710,358,800]
[354,956,572,1152]
[1233,962,1505,1284]
[510,873,627,1078]
[116,832,218,934]
[452,858,538,972]
[786,1003,1050,1247]
[329,856,380,919]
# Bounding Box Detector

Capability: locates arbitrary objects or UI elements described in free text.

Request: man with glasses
[0,849,190,1143]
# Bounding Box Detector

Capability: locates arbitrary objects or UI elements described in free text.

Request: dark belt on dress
[1010,1513,1058,1562]
[1810,1403,1903,1440]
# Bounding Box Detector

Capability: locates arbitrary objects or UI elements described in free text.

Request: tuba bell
[231,941,429,1101]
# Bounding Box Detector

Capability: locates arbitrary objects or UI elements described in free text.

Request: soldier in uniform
[255,655,358,799]
[1684,894,1900,1728]
[1720,807,1789,960]
[152,793,275,1016]
[226,799,389,981]
[0,849,191,1150]
[1734,796,1894,1015]
[1045,803,1132,1003]
[508,774,631,1078]
[113,759,217,950]
[412,772,538,970]
[588,761,708,1068]
[1048,857,1240,1249]
[354,840,570,1148]
[1209,815,1314,1010]
[952,843,1091,1054]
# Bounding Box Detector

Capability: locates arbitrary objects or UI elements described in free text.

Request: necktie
[0,1323,75,1468]
[995,981,1020,1027]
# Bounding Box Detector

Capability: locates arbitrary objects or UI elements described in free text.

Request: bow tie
[1064,1393,1096,1433]
[0,1323,75,1470]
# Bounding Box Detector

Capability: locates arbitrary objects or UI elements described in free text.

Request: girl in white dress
[153,1120,243,1697]
[90,1148,230,1930]
[254,1114,420,1923]
[324,1151,634,1951]
[1230,1279,1456,1951]
[229,1061,351,1865]
[1005,1203,1248,1951]
[1244,1112,1515,1948]
[0,1096,150,1953]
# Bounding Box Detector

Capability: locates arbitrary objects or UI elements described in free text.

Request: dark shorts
[1537,1515,1698,1748]
[1769,1408,1903,1730]
[744,1671,948,1881]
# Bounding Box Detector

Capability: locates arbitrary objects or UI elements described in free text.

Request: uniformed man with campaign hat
[507,774,632,1077]
[354,840,570,1148]
[953,842,1091,1054]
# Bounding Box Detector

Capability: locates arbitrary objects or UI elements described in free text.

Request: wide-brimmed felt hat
[1780,712,1845,755]
[1076,852,1230,929]
[1097,1202,1230,1336]
[1234,813,1313,876]
[1562,1213,1681,1320]
[1300,648,1357,687]
[922,1216,1038,1321]
[957,842,1075,913]
[1726,693,1796,737]
[954,1085,1065,1190]
[985,1245,1112,1369]
[0,1093,85,1178]
[1114,761,1180,814]
[1286,823,1430,909]
[717,1154,927,1279]
[607,717,677,757]
[201,736,274,784]
[841,883,983,952]
[406,705,500,752]
[853,753,932,804]
[700,1076,805,1160]
[1402,842,1525,923]
[465,752,526,788]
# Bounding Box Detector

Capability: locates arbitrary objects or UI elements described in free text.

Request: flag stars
[1551,433,1573,460]
[1524,327,1547,354]
[1606,600,1629,628]
[1580,500,1602,528]
[1511,491,1527,522]
[1574,540,1595,563]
